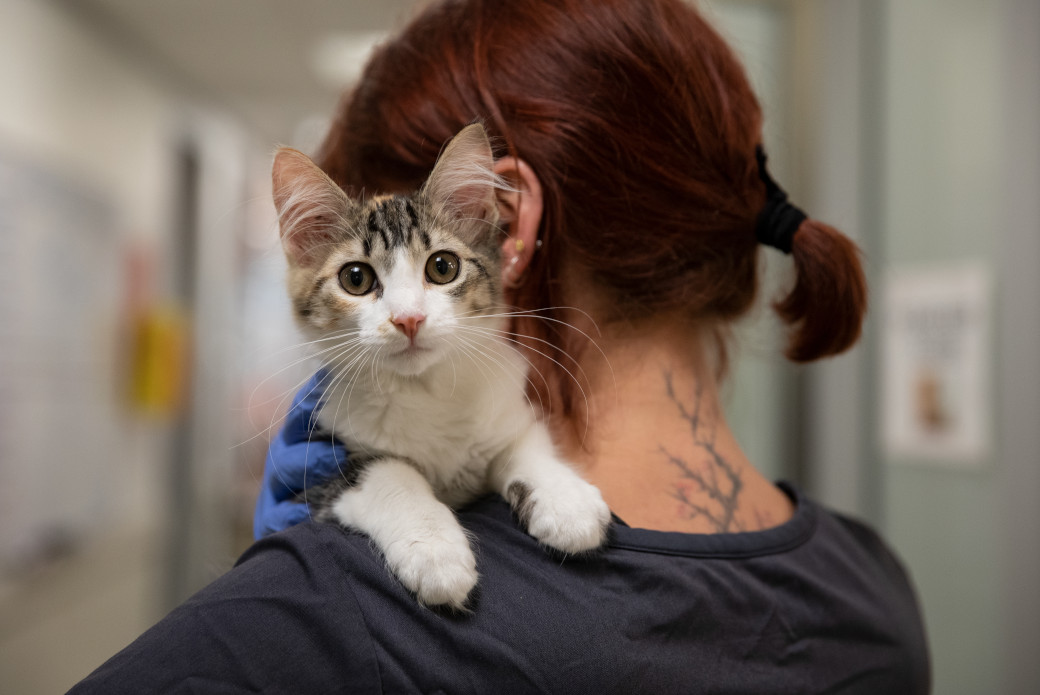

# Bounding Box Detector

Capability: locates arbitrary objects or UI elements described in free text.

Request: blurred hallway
[0,0,1037,692]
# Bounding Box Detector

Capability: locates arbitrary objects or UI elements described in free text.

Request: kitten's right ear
[422,124,501,229]
[272,148,353,268]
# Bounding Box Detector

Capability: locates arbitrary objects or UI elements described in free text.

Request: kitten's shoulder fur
[272,124,609,609]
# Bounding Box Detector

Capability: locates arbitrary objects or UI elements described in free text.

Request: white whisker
[454,325,591,442]
[453,333,544,415]
[245,335,367,414]
[456,305,617,408]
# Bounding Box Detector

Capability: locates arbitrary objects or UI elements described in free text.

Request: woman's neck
[559,328,793,534]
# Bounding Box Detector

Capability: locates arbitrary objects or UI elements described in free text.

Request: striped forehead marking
[363,196,429,255]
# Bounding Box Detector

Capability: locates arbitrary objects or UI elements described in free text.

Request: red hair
[318,0,867,416]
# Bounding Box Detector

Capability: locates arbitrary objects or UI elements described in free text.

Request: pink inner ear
[281,212,337,268]
[272,148,351,268]
[423,125,499,225]
[450,177,496,223]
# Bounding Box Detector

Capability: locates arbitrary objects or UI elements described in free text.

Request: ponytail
[754,147,867,362]
[774,219,868,362]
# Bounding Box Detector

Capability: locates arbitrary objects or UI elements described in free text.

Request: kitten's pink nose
[392,313,425,342]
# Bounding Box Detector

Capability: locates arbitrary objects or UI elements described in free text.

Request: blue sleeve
[253,371,350,539]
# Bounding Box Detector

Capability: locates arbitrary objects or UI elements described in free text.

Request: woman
[73,0,929,692]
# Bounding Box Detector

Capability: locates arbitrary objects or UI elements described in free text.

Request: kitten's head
[272,124,506,377]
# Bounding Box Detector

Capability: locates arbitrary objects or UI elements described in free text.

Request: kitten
[271,124,610,609]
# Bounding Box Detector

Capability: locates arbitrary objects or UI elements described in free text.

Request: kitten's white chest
[317,342,531,497]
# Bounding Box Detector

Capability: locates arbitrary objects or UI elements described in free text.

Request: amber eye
[425,251,460,284]
[338,263,377,296]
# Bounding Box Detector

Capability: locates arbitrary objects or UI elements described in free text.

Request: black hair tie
[755,145,806,254]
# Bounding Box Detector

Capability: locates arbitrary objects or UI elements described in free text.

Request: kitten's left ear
[422,124,501,231]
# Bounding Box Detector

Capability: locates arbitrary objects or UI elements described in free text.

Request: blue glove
[253,371,349,539]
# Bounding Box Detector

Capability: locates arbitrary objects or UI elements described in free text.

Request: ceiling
[59,0,422,144]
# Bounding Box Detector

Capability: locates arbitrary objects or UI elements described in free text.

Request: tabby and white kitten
[271,124,610,609]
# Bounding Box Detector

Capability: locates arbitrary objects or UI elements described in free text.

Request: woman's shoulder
[312,491,929,694]
[598,484,931,692]
[69,522,384,694]
[71,493,929,694]
[801,491,924,601]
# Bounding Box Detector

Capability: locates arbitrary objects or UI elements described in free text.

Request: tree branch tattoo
[660,370,745,532]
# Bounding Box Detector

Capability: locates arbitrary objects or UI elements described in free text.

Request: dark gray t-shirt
[70,484,930,694]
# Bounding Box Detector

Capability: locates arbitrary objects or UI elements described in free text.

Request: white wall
[800,1,1040,691]
[879,1,1005,691]
[803,0,1040,691]
[799,0,872,519]
[0,0,251,691]
[0,0,175,546]
[996,1,1040,689]
[0,0,173,689]
[0,0,174,244]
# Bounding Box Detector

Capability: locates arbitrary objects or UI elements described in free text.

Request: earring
[504,237,539,290]
[504,255,523,289]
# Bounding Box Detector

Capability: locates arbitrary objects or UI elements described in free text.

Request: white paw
[385,525,478,610]
[509,475,611,554]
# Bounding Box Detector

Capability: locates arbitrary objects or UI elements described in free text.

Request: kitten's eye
[425,252,460,284]
[338,263,377,295]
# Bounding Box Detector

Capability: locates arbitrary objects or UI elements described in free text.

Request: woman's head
[317,0,866,412]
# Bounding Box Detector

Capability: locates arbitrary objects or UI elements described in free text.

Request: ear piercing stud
[508,237,541,273]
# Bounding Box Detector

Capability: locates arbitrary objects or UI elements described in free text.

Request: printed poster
[882,263,991,465]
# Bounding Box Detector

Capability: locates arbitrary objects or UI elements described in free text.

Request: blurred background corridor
[0,0,1037,692]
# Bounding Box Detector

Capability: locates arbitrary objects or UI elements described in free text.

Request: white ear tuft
[272,147,353,267]
[421,124,510,229]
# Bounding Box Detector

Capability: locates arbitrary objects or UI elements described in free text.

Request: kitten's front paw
[509,476,610,554]
[388,527,478,610]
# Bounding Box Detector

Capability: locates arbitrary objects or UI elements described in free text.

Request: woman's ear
[493,157,543,288]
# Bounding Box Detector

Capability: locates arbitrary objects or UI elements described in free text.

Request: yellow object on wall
[129,305,191,417]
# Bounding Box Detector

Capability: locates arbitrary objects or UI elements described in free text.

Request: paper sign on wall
[881,263,991,465]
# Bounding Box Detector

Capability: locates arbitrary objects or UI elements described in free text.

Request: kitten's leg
[491,423,611,554]
[330,459,478,609]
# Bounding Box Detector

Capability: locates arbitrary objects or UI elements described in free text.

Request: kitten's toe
[392,533,479,610]
[513,477,611,554]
